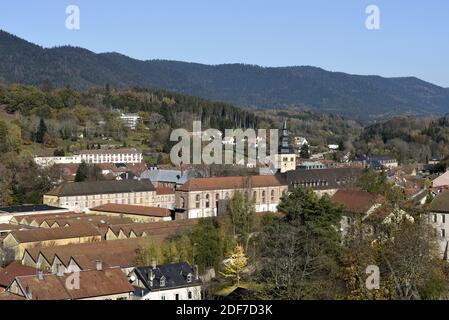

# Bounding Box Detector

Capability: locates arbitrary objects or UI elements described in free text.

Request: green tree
[53,149,65,157]
[300,144,310,159]
[35,118,47,144]
[190,219,232,272]
[255,187,344,299]
[227,191,255,249]
[75,161,89,182]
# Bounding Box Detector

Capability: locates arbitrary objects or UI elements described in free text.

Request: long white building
[34,148,143,167]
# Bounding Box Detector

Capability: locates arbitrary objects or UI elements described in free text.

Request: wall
[138,285,202,300]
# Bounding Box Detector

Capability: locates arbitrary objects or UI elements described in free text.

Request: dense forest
[1,30,449,121]
[354,116,449,163]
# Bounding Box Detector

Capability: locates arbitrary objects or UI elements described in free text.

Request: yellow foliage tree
[220,245,248,285]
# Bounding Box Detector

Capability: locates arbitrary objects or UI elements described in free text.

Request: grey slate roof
[46,180,155,197]
[140,169,201,185]
[430,190,449,213]
[0,205,65,214]
[279,168,363,191]
[134,262,201,292]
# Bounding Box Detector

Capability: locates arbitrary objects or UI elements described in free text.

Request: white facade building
[34,149,143,167]
[130,262,202,301]
[79,149,143,164]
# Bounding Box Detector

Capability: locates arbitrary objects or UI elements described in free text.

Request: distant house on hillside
[120,113,141,130]
[354,155,398,170]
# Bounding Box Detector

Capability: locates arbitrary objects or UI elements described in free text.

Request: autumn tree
[220,245,248,286]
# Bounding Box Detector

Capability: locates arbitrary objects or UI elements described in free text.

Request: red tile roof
[79,148,140,155]
[8,224,101,244]
[12,268,133,300]
[0,291,26,300]
[0,262,38,288]
[155,187,175,195]
[24,238,149,267]
[91,203,171,218]
[178,175,286,192]
[331,189,384,214]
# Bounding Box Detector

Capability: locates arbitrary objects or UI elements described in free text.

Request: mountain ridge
[1,29,448,120]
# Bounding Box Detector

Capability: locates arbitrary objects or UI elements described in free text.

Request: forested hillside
[1,30,449,120]
[354,116,449,163]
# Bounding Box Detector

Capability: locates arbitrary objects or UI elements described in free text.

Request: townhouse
[3,267,133,300]
[130,262,202,300]
[429,190,449,259]
[330,189,384,237]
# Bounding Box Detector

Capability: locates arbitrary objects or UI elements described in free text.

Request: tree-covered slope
[1,30,449,120]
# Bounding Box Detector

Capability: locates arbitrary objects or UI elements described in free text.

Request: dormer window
[186,273,193,283]
[160,276,166,287]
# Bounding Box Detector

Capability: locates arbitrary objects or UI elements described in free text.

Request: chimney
[194,265,199,280]
[151,258,157,270]
[96,260,103,271]
[37,271,44,281]
[148,269,155,287]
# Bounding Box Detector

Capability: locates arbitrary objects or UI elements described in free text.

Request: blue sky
[1,0,448,87]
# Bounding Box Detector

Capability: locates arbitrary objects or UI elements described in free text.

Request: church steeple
[279,120,294,154]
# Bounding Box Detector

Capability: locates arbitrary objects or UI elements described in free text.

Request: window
[205,194,210,208]
[271,190,275,202]
[443,215,446,224]
[161,295,166,300]
[175,293,180,300]
[188,291,193,300]
[262,191,266,203]
[434,214,438,223]
[187,273,192,283]
[195,195,201,208]
[253,191,257,201]
[442,229,446,238]
[160,276,166,287]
